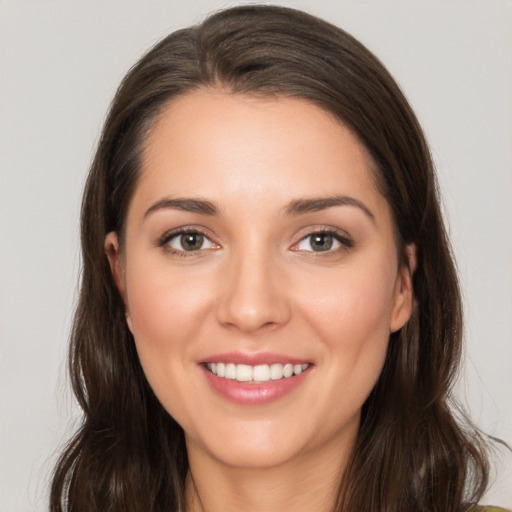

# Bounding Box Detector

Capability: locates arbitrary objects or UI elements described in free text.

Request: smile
[205,362,310,383]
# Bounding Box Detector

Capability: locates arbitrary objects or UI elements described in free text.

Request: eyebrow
[143,194,375,222]
[284,195,375,222]
[144,197,218,218]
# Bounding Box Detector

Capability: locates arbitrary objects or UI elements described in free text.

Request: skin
[105,90,415,512]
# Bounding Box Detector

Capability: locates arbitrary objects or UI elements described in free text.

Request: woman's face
[106,90,414,470]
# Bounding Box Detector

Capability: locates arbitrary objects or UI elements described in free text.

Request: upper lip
[199,352,311,366]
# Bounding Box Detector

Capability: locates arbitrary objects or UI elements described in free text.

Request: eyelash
[157,228,217,257]
[293,228,354,254]
[157,227,354,256]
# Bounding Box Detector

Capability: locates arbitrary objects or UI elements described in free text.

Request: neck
[184,434,354,512]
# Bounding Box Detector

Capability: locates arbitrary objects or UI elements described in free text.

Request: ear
[389,243,416,333]
[105,231,132,331]
[105,231,124,295]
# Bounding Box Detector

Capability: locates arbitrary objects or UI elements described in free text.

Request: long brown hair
[50,5,489,511]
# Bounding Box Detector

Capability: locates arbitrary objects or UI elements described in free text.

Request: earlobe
[390,243,416,333]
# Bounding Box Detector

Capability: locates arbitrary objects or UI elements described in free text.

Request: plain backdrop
[1,1,511,510]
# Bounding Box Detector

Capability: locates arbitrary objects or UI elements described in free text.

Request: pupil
[312,234,332,251]
[181,233,203,251]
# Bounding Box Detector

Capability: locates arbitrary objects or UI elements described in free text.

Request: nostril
[217,293,289,332]
[215,254,292,331]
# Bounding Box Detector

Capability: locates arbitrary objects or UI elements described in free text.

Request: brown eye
[180,233,205,251]
[309,233,334,251]
[166,231,215,252]
[297,232,338,252]
[294,230,353,253]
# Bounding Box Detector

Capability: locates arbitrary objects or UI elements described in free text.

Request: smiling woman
[104,91,414,480]
[49,5,502,512]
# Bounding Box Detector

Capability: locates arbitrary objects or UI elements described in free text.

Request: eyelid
[155,224,352,255]
[156,226,220,254]
[290,226,354,253]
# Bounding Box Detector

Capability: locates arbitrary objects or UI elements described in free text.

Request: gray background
[1,1,511,510]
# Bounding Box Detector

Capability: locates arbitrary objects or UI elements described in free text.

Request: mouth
[204,362,310,383]
[200,356,313,405]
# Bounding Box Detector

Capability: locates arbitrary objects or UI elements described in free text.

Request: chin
[183,410,359,471]
[184,416,309,469]
[194,438,303,470]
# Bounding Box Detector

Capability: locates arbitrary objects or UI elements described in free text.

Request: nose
[216,248,291,334]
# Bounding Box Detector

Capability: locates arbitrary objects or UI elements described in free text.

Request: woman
[50,5,505,511]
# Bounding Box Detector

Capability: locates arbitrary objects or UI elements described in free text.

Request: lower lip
[201,365,311,405]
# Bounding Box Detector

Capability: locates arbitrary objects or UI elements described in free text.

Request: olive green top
[474,507,511,512]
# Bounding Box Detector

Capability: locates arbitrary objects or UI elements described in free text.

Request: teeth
[270,363,283,380]
[225,363,236,379]
[253,364,270,381]
[236,364,252,382]
[206,362,309,382]
[282,364,293,378]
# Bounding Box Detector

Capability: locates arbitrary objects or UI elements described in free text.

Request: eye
[162,230,217,253]
[294,230,353,253]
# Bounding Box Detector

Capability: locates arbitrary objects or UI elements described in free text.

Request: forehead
[131,89,388,222]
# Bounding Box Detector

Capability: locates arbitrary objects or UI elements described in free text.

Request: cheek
[122,259,217,425]
[122,257,216,403]
[300,261,394,340]
[125,258,212,342]
[295,258,395,385]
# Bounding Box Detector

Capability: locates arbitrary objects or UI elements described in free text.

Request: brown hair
[50,5,489,511]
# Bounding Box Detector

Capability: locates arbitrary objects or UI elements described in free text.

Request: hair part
[51,5,489,512]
